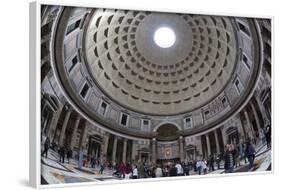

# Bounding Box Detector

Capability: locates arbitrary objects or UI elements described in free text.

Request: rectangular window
[68,55,78,73]
[237,22,250,36]
[142,119,150,131]
[143,120,149,126]
[120,113,128,126]
[100,102,107,116]
[66,19,81,35]
[80,83,89,98]
[204,110,210,119]
[242,54,251,70]
[222,97,228,107]
[234,78,243,94]
[185,117,193,128]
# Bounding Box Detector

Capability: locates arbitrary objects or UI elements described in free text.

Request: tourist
[41,136,50,158]
[91,155,96,168]
[118,161,126,178]
[208,155,215,172]
[137,161,145,178]
[163,165,169,177]
[202,159,208,174]
[169,164,178,177]
[78,147,83,169]
[99,159,105,174]
[155,165,163,177]
[132,165,138,179]
[265,124,271,149]
[59,146,66,163]
[224,144,234,173]
[215,153,221,169]
[66,148,72,164]
[196,159,203,175]
[183,162,190,176]
[175,162,183,176]
[245,140,256,171]
[125,162,132,179]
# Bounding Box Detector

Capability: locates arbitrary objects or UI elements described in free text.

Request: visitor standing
[41,136,50,158]
[245,140,256,171]
[78,147,84,169]
[132,165,138,179]
[224,144,234,173]
[155,165,163,177]
[59,146,66,163]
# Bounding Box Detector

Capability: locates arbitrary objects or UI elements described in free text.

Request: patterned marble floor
[41,144,271,185]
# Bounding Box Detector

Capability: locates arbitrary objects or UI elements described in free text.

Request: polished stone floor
[41,143,271,185]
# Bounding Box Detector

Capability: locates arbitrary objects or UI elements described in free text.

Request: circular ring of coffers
[51,7,263,139]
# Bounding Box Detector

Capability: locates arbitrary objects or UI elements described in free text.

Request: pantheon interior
[40,5,272,184]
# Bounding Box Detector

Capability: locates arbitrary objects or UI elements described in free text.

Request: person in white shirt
[155,165,163,177]
[175,162,184,176]
[132,165,138,179]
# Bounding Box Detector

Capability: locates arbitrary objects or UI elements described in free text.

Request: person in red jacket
[118,161,126,178]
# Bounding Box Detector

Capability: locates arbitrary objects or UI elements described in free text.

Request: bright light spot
[154,27,176,48]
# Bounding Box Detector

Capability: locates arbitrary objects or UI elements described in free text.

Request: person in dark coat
[208,155,215,171]
[265,124,271,149]
[41,137,50,158]
[224,144,234,173]
[59,146,66,163]
[245,140,255,171]
[66,148,72,164]
[169,164,178,177]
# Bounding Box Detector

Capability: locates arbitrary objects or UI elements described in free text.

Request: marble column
[205,133,211,157]
[112,136,118,164]
[238,113,246,140]
[58,109,71,147]
[122,139,127,163]
[79,124,88,149]
[220,127,227,146]
[102,134,109,160]
[70,116,80,150]
[48,106,63,139]
[214,130,220,154]
[131,140,136,162]
[179,136,184,162]
[250,101,262,132]
[151,138,157,164]
[244,110,254,139]
[255,96,267,123]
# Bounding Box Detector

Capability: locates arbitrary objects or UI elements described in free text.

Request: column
[244,110,254,139]
[48,106,63,139]
[214,130,220,154]
[255,96,267,123]
[131,140,136,162]
[70,116,80,150]
[250,101,262,132]
[78,124,88,149]
[58,109,71,147]
[102,134,109,160]
[111,136,118,164]
[238,113,246,140]
[220,127,227,146]
[205,133,211,157]
[179,136,184,162]
[151,138,157,164]
[122,139,127,163]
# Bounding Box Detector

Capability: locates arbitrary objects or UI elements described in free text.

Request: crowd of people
[40,123,272,179]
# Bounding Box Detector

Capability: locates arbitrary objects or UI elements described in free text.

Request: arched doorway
[226,127,239,145]
[154,123,182,164]
[87,134,102,159]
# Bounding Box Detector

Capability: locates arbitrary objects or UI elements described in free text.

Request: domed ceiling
[84,9,237,115]
[52,7,261,138]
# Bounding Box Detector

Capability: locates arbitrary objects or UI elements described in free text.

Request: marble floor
[41,144,271,185]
